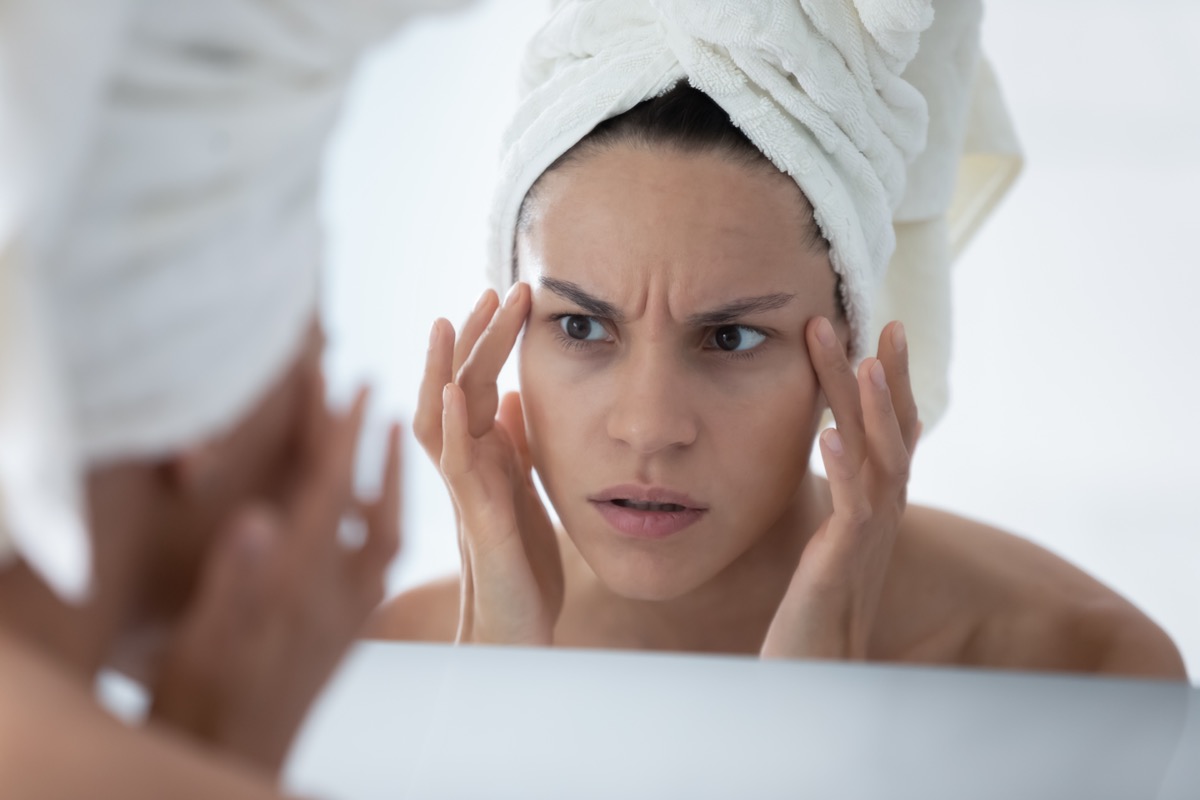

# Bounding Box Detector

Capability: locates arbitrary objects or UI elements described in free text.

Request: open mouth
[610,499,689,513]
[589,487,707,539]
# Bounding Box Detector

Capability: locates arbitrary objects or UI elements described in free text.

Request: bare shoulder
[367,574,461,643]
[0,634,281,798]
[882,505,1187,680]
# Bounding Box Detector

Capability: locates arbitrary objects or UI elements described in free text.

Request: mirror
[5,2,1195,797]
[323,0,1197,680]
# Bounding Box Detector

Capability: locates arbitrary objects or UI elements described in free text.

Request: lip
[588,484,708,540]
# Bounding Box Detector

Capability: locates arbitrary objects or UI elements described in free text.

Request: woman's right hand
[150,376,401,776]
[413,283,563,646]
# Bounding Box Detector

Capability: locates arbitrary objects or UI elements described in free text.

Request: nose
[606,349,698,455]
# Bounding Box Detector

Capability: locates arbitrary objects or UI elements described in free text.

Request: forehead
[517,144,833,308]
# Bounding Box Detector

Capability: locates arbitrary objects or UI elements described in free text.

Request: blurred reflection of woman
[0,0,466,795]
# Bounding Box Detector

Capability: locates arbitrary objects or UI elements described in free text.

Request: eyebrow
[540,277,625,321]
[686,292,795,326]
[539,277,795,326]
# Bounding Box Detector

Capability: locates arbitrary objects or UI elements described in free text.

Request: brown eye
[710,325,766,353]
[560,315,607,341]
[714,326,742,351]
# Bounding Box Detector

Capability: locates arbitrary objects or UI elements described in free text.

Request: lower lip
[591,501,706,540]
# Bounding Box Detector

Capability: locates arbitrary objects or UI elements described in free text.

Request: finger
[454,290,499,375]
[413,318,455,458]
[807,316,866,464]
[876,321,919,454]
[440,384,492,551]
[188,509,277,639]
[457,282,531,438]
[818,428,871,535]
[497,392,532,475]
[439,383,476,481]
[289,358,333,494]
[289,387,369,555]
[440,384,519,554]
[858,358,910,490]
[354,421,403,580]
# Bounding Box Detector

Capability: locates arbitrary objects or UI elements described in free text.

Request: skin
[374,144,1187,680]
[0,325,403,796]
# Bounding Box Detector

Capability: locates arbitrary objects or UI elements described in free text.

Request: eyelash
[547,314,769,361]
[548,314,607,354]
[716,342,760,362]
[707,327,766,361]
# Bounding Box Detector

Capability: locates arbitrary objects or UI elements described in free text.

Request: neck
[0,463,160,683]
[570,472,832,654]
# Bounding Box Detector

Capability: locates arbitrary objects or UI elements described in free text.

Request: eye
[710,325,766,353]
[559,315,610,342]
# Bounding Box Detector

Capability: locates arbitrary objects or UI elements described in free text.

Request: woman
[374,0,1186,678]
[0,0,457,794]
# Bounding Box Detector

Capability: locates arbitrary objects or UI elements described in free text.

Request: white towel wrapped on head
[0,0,472,601]
[490,0,1021,431]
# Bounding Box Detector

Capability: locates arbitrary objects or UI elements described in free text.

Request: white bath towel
[880,3,1022,427]
[489,0,1020,431]
[0,0,131,601]
[0,0,471,600]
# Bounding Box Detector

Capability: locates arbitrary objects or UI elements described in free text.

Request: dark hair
[516,82,832,256]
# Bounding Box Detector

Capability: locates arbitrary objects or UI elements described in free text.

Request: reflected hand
[761,319,920,660]
[413,283,563,646]
[150,379,402,775]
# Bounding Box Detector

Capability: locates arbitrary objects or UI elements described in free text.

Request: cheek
[705,360,820,495]
[518,337,595,491]
[221,402,294,511]
[231,363,311,506]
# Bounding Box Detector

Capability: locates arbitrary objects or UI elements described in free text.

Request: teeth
[614,499,685,512]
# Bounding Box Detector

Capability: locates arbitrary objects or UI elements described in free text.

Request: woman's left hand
[760,318,920,660]
[149,379,402,775]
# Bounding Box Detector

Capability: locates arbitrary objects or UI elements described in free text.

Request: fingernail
[442,383,454,407]
[870,360,887,390]
[474,291,490,313]
[816,317,837,349]
[503,282,521,308]
[428,320,441,349]
[823,428,844,455]
[891,321,907,353]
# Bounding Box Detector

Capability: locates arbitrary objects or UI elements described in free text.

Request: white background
[321,0,1200,681]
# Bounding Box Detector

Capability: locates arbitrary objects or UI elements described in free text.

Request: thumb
[152,508,277,725]
[182,507,277,646]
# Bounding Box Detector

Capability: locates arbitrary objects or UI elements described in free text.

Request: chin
[561,507,737,603]
[584,549,713,603]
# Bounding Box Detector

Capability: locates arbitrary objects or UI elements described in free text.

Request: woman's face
[517,143,843,601]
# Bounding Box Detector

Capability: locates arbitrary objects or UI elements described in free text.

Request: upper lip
[589,484,707,510]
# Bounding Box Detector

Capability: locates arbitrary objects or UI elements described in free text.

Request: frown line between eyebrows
[539,277,625,321]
